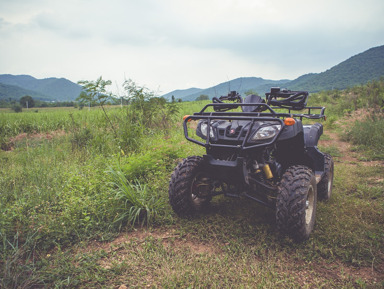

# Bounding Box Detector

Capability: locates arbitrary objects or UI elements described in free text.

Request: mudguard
[304,123,325,181]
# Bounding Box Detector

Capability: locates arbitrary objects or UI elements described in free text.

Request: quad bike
[169,88,334,241]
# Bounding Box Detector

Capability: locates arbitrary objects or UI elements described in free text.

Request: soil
[1,130,66,151]
[320,130,383,167]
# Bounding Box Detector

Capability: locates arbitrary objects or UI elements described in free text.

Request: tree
[77,77,112,107]
[20,95,35,108]
[244,89,259,96]
[77,76,117,137]
[196,94,209,101]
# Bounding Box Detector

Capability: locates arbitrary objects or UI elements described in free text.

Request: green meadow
[1,80,383,288]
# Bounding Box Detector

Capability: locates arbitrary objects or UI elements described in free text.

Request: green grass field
[0,83,383,288]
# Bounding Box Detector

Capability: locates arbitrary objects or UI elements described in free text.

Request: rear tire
[317,154,334,201]
[276,165,317,242]
[169,156,211,217]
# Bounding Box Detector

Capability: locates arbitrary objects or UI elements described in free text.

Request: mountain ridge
[1,45,383,102]
[0,74,82,102]
[163,44,384,101]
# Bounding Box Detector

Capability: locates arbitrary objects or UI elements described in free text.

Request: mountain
[287,45,384,92]
[163,77,290,101]
[0,83,52,101]
[161,87,203,100]
[162,44,384,101]
[0,74,82,101]
[2,45,383,103]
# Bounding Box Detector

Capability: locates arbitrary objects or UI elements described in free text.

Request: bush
[343,114,384,159]
[11,104,22,113]
[118,144,183,181]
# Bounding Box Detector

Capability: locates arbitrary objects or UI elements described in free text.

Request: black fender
[303,123,325,179]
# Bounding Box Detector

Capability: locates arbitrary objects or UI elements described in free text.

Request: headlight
[251,124,281,141]
[200,122,215,138]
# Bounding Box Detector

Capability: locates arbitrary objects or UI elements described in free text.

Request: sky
[0,0,383,95]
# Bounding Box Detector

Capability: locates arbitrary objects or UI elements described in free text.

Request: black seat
[242,95,266,112]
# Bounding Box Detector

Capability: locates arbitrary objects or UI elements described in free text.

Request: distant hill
[163,77,290,101]
[2,45,383,103]
[161,87,203,100]
[162,44,384,101]
[287,45,384,91]
[0,74,82,101]
[0,83,52,101]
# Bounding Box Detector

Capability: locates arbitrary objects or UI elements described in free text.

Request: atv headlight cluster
[251,124,281,141]
[200,122,215,138]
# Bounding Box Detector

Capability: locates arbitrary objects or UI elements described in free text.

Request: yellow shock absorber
[263,164,273,179]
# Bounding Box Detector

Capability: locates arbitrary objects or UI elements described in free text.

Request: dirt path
[320,129,383,167]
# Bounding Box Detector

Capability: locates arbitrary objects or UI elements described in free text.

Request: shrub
[119,144,184,181]
[11,104,22,113]
[107,167,162,227]
[343,114,384,159]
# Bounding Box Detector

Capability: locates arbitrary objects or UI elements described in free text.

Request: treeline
[0,93,178,110]
[0,96,173,110]
[309,78,384,114]
[0,98,77,108]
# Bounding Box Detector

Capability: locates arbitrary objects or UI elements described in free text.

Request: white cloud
[0,0,383,93]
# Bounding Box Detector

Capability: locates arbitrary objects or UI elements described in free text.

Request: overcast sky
[0,0,383,95]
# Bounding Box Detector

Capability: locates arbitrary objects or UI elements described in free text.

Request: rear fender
[304,123,325,179]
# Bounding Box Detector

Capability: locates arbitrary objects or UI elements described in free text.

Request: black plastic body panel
[276,120,303,141]
[203,154,247,184]
[303,123,323,147]
[303,123,325,175]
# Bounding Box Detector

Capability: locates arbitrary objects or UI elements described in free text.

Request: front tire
[317,154,334,201]
[276,165,317,242]
[169,156,211,217]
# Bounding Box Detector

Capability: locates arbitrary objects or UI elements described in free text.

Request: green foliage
[77,77,112,106]
[71,125,93,150]
[1,79,383,288]
[78,76,118,138]
[195,94,209,101]
[244,89,259,96]
[308,78,384,116]
[342,114,384,159]
[11,104,22,113]
[19,95,35,108]
[119,144,184,181]
[107,167,161,227]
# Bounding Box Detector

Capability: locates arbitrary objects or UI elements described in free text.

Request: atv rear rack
[197,103,326,121]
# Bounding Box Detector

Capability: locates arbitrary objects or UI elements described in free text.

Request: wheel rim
[327,167,333,195]
[327,178,332,194]
[191,173,209,205]
[305,185,315,225]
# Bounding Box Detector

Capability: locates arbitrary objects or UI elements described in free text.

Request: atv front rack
[183,102,325,151]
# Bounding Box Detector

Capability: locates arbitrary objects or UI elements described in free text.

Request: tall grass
[107,167,161,227]
[0,81,383,287]
[342,114,384,159]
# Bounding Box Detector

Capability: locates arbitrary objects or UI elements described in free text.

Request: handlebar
[212,91,243,112]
